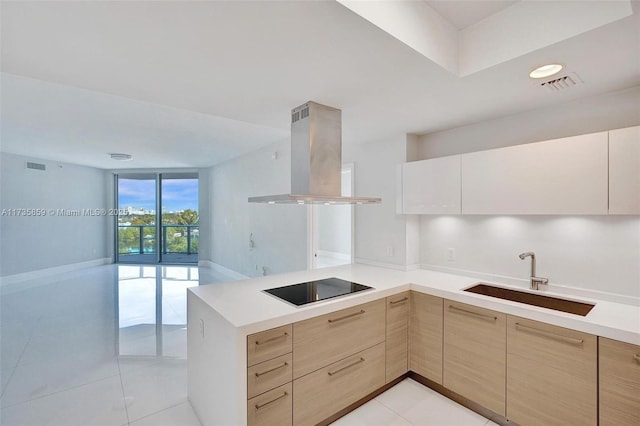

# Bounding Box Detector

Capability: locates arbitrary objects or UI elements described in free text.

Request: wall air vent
[291,106,310,123]
[26,161,46,171]
[540,72,582,91]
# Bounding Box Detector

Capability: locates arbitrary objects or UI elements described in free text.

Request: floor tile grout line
[116,356,132,426]
[0,367,123,408]
[126,400,190,425]
[373,380,490,426]
[119,358,190,424]
[0,366,17,400]
[1,328,35,399]
[372,394,421,425]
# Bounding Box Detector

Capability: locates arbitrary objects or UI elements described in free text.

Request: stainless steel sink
[464,283,595,316]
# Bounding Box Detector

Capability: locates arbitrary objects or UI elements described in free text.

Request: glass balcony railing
[118,224,199,255]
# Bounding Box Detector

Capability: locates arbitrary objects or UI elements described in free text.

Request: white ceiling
[1,74,288,169]
[1,0,639,169]
[426,0,520,29]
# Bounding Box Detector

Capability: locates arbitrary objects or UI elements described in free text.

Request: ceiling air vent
[540,72,582,91]
[26,161,46,171]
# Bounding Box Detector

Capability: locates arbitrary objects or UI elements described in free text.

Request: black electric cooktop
[264,278,373,306]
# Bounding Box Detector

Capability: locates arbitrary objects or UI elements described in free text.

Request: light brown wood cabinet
[444,300,506,416]
[247,382,292,426]
[247,299,387,425]
[293,342,386,426]
[247,324,292,367]
[247,352,292,399]
[409,292,443,384]
[246,325,293,426]
[292,299,385,379]
[386,291,410,382]
[243,290,626,426]
[506,316,597,426]
[291,298,386,425]
[599,337,640,426]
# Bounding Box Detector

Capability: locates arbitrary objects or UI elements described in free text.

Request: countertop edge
[188,265,640,346]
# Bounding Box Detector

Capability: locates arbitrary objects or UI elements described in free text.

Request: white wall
[208,133,422,275]
[317,169,352,256]
[417,86,640,299]
[0,152,109,276]
[420,216,640,298]
[206,131,423,274]
[197,167,212,262]
[343,135,419,269]
[209,139,308,277]
[419,86,640,159]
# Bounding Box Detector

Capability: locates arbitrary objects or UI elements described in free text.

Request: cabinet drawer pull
[327,310,365,323]
[634,354,640,363]
[327,357,365,376]
[255,362,288,377]
[255,332,288,345]
[515,323,583,345]
[448,305,497,321]
[254,391,288,410]
[389,297,409,305]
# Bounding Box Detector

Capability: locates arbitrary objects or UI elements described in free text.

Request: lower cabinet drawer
[247,382,292,426]
[293,299,386,379]
[247,324,292,367]
[247,352,292,399]
[293,342,385,426]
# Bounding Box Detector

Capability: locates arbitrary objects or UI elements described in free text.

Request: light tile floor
[1,265,495,426]
[334,379,498,426]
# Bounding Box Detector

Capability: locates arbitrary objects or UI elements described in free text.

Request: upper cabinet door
[402,155,461,214]
[462,132,608,215]
[609,126,640,215]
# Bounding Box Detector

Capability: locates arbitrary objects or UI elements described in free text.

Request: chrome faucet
[518,252,549,290]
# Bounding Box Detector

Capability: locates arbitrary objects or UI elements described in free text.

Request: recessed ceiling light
[529,64,563,79]
[110,153,133,161]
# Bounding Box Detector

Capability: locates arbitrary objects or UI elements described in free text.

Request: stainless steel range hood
[249,101,381,205]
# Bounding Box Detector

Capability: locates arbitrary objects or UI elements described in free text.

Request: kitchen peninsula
[187,264,640,426]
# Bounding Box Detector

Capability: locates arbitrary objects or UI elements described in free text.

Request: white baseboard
[355,258,420,272]
[198,260,249,280]
[0,258,112,288]
[317,250,351,261]
[0,258,112,295]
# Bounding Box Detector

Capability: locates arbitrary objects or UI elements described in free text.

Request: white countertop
[188,264,640,345]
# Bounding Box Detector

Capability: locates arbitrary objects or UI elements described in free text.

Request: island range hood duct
[249,101,381,205]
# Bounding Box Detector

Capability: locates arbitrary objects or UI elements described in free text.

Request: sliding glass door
[115,172,198,264]
[160,174,199,263]
[116,174,158,264]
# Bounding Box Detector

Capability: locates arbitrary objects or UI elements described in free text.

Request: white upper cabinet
[461,132,609,215]
[609,126,640,215]
[401,155,461,214]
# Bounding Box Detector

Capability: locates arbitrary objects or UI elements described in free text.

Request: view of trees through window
[117,209,199,255]
[117,175,199,262]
